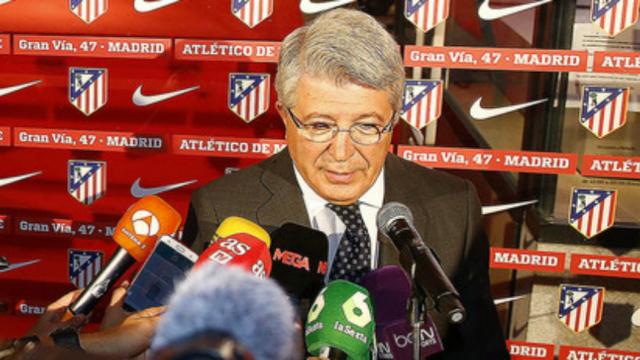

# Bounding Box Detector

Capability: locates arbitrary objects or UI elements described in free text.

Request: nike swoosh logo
[134,0,181,13]
[494,294,527,306]
[0,0,12,5]
[0,80,41,98]
[130,178,197,198]
[299,0,356,14]
[470,97,547,120]
[132,85,199,106]
[478,0,552,21]
[0,259,40,273]
[0,171,42,188]
[482,200,538,215]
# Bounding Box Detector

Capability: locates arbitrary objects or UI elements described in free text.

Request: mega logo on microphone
[305,281,375,359]
[112,195,181,261]
[69,67,108,116]
[68,249,103,288]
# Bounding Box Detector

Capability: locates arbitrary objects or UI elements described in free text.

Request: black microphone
[376,202,466,324]
[269,223,328,302]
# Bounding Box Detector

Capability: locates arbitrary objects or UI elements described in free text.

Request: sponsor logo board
[0,127,8,146]
[581,154,640,179]
[404,46,588,72]
[559,345,640,360]
[570,253,640,279]
[173,135,286,159]
[14,216,115,239]
[507,340,554,360]
[175,39,279,62]
[490,248,565,273]
[399,145,578,175]
[13,127,164,152]
[14,35,171,59]
[0,34,9,54]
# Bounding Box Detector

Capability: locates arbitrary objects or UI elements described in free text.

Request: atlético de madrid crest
[68,160,107,206]
[591,0,639,37]
[231,0,273,28]
[401,79,443,130]
[405,0,450,33]
[228,73,270,123]
[569,187,617,238]
[69,0,109,24]
[580,86,629,138]
[68,249,103,289]
[69,67,108,116]
[558,284,605,333]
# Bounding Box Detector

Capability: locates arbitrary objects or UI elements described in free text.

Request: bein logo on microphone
[393,327,438,348]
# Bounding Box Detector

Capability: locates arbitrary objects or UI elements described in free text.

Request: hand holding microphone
[305,280,376,360]
[66,195,181,318]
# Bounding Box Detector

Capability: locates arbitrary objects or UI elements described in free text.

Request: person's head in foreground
[149,264,297,360]
[275,8,405,205]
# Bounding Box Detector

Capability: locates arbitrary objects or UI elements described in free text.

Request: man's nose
[329,130,356,161]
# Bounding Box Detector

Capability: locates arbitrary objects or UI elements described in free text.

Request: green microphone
[305,280,376,360]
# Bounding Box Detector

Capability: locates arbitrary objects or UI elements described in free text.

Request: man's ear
[275,101,289,130]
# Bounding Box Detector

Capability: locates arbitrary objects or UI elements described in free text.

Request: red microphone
[195,233,272,279]
[65,195,181,318]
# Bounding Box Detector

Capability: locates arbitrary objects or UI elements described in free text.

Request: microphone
[269,223,328,301]
[377,202,466,324]
[196,233,272,279]
[305,280,376,360]
[150,264,297,360]
[67,195,181,317]
[210,216,271,248]
[361,266,443,359]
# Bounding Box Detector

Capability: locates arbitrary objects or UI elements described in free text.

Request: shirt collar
[292,162,385,219]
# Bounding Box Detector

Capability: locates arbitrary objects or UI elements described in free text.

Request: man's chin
[316,184,362,205]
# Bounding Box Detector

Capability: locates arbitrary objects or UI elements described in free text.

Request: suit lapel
[256,149,311,229]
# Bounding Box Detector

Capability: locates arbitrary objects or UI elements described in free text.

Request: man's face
[278,75,394,205]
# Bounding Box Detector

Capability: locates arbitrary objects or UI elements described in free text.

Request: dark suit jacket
[182,149,509,359]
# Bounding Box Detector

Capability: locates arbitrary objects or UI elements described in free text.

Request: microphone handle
[387,220,466,324]
[318,346,349,360]
[69,248,136,316]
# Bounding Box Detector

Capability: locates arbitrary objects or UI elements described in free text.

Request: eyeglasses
[286,108,396,145]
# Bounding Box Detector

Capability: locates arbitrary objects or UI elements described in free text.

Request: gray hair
[275,8,405,111]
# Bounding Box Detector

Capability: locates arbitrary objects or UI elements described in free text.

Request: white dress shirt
[292,163,384,281]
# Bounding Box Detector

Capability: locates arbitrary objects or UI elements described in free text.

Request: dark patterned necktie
[326,203,371,283]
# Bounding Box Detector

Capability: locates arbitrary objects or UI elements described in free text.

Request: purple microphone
[361,265,444,359]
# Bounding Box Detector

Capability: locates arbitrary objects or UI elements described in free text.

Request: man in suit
[182,8,509,359]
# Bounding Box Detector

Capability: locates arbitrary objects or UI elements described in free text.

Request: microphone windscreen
[196,233,272,278]
[150,264,297,360]
[360,265,411,326]
[305,280,375,360]
[214,216,271,248]
[376,202,413,237]
[269,223,328,300]
[112,195,181,261]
